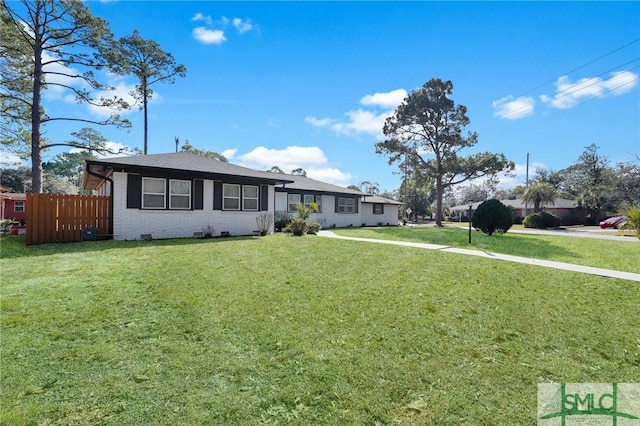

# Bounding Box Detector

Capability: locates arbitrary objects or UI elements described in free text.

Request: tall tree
[112,30,186,154]
[560,144,617,213]
[376,78,514,226]
[1,0,130,193]
[359,180,380,195]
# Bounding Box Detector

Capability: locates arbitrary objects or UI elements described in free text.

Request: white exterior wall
[275,193,362,228]
[112,172,274,240]
[361,203,400,226]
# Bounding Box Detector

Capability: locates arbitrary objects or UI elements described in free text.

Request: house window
[14,201,24,212]
[373,204,384,215]
[314,195,322,212]
[337,197,355,214]
[170,179,191,209]
[243,185,259,211]
[223,184,240,210]
[288,194,301,212]
[142,178,166,209]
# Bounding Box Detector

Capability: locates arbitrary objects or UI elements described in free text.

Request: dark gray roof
[361,195,403,205]
[275,174,365,196]
[451,198,577,211]
[83,152,294,189]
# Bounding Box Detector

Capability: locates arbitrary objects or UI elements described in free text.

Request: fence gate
[25,194,111,245]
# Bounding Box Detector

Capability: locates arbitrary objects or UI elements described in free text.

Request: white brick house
[83,153,294,240]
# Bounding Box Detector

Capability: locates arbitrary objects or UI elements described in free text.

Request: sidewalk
[317,230,640,282]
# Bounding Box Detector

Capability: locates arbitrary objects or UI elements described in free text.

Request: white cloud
[221,149,237,160]
[306,168,354,186]
[305,88,403,139]
[360,89,407,108]
[192,27,227,45]
[304,116,335,127]
[0,151,23,167]
[330,109,391,138]
[492,95,535,120]
[191,12,213,25]
[232,18,253,34]
[231,145,354,186]
[541,71,639,109]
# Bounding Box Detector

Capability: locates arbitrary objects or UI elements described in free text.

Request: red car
[599,216,626,229]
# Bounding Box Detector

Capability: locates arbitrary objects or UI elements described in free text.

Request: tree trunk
[31,34,43,193]
[143,82,149,154]
[435,175,444,226]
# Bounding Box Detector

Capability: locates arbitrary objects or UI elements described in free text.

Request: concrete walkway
[317,230,640,282]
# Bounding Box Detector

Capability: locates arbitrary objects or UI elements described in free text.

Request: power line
[514,38,640,98]
[500,58,640,120]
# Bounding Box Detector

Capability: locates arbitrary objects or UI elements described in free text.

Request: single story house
[273,175,402,227]
[451,198,601,224]
[83,152,295,240]
[0,191,26,223]
[82,152,400,240]
[360,194,403,226]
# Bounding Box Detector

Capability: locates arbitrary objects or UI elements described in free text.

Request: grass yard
[1,233,639,425]
[332,225,640,274]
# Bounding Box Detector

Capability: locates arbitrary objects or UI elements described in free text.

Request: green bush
[274,212,292,232]
[621,206,640,239]
[289,218,308,236]
[307,222,320,235]
[523,211,562,229]
[471,199,513,236]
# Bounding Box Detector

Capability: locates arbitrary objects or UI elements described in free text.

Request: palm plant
[523,183,556,213]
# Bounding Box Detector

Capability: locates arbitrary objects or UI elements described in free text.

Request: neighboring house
[274,174,366,228]
[83,153,294,240]
[451,198,601,224]
[0,191,26,223]
[361,195,403,226]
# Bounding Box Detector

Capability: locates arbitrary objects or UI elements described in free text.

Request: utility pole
[524,152,529,217]
[175,137,179,153]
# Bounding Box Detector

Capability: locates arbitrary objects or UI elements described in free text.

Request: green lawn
[331,225,640,273]
[1,233,638,425]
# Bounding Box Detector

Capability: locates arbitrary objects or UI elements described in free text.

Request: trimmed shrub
[523,211,562,229]
[289,218,308,236]
[307,222,320,235]
[471,199,513,236]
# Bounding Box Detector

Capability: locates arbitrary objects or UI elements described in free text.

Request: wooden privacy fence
[25,194,111,245]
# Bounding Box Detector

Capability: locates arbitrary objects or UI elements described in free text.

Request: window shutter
[260,185,269,211]
[126,174,141,209]
[381,204,384,214]
[193,179,203,210]
[334,196,339,213]
[213,181,222,210]
[354,197,359,213]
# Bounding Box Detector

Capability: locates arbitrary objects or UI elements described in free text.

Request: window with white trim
[314,195,322,212]
[288,194,301,212]
[373,204,384,215]
[142,177,166,209]
[337,197,355,214]
[14,201,24,212]
[170,179,191,209]
[243,185,259,211]
[223,184,240,210]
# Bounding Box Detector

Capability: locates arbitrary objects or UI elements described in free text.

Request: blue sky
[4,1,640,193]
